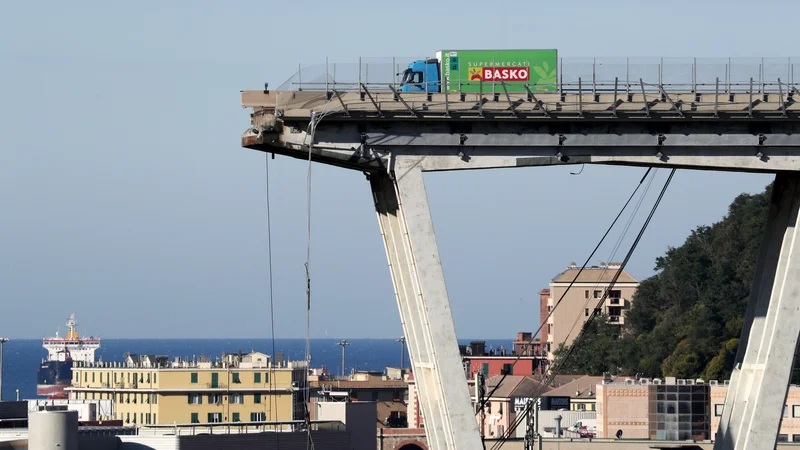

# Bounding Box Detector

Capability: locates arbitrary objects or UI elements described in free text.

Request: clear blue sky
[0,1,793,339]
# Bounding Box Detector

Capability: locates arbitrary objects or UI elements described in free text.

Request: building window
[208,394,222,404]
[140,413,143,424]
[254,394,262,404]
[190,413,199,424]
[584,290,589,298]
[151,393,158,404]
[208,413,222,423]
[153,373,157,384]
[232,413,240,422]
[251,412,266,421]
[126,412,130,424]
[794,405,800,418]
[501,364,513,375]
[153,414,156,424]
[778,434,788,442]
[548,324,552,333]
[254,373,261,383]
[146,373,151,383]
[793,435,800,442]
[265,373,270,384]
[231,393,244,404]
[84,373,87,382]
[481,363,489,378]
[232,373,241,384]
[653,384,710,440]
[785,405,789,418]
[188,393,202,404]
[585,308,589,317]
[190,373,198,384]
[593,290,602,299]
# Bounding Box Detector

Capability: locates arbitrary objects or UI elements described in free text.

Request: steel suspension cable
[491,168,677,450]
[477,167,652,414]
[559,169,657,351]
[265,154,280,446]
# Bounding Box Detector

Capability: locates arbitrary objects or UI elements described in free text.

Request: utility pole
[337,340,350,377]
[396,336,406,369]
[0,338,9,402]
[475,372,485,445]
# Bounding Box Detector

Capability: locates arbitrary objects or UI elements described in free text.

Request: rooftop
[73,350,305,370]
[543,375,606,399]
[551,263,638,284]
[480,375,551,399]
[311,380,408,390]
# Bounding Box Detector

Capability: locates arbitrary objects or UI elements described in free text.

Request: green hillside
[553,183,787,381]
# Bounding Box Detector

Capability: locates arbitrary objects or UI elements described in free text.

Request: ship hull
[37,360,73,399]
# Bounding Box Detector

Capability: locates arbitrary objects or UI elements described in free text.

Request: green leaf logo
[531,61,557,91]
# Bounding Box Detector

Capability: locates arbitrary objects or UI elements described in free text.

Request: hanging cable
[265,154,280,445]
[559,169,657,349]
[477,167,652,414]
[491,168,677,450]
[303,107,329,450]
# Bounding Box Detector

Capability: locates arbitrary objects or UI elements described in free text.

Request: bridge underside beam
[714,172,800,450]
[243,115,800,173]
[370,159,482,450]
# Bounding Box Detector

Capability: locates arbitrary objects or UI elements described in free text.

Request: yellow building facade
[67,360,307,426]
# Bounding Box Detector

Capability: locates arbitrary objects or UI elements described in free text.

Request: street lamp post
[0,338,9,402]
[337,340,350,377]
[396,337,406,369]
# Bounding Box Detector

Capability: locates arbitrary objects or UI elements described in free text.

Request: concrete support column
[370,157,481,450]
[715,173,800,450]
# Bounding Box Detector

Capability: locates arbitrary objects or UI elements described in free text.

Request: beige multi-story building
[545,262,639,360]
[66,351,308,426]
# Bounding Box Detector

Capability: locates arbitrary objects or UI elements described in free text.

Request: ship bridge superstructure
[42,313,99,364]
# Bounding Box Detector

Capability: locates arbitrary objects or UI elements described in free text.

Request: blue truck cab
[400,58,441,93]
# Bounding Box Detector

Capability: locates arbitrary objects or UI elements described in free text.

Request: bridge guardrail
[275,56,798,95]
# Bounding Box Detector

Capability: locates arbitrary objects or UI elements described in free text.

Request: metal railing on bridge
[277,56,798,95]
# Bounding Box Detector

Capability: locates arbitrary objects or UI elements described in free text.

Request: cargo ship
[37,313,100,398]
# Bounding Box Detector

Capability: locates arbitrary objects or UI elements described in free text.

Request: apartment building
[66,351,307,426]
[545,262,639,359]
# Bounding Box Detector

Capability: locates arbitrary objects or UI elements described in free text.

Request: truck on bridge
[400,49,557,93]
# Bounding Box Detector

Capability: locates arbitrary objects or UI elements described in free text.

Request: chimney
[569,262,577,269]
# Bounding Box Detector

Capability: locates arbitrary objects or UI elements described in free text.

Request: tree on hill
[552,182,776,381]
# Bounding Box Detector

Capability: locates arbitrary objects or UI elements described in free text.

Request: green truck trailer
[400,49,558,93]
